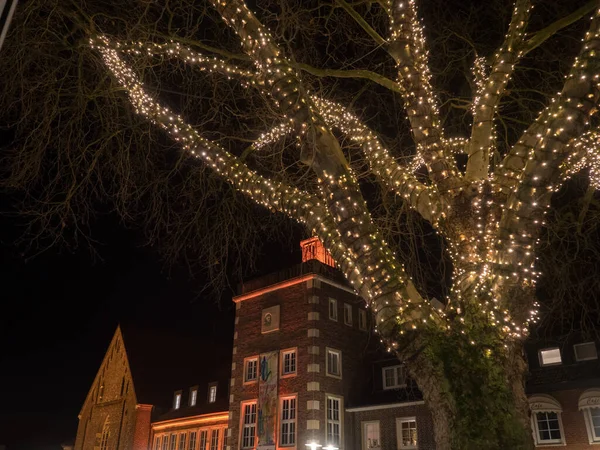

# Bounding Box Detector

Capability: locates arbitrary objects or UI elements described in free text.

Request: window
[382,365,405,389]
[199,430,208,450]
[244,357,258,383]
[210,429,220,450]
[359,309,367,330]
[329,298,338,321]
[174,391,182,410]
[362,421,380,450]
[190,387,198,406]
[179,434,187,450]
[344,304,352,326]
[100,418,109,450]
[155,436,162,450]
[280,396,297,446]
[534,412,563,444]
[281,349,297,376]
[162,435,169,450]
[539,348,562,366]
[574,342,598,361]
[208,383,217,403]
[584,407,600,443]
[188,432,197,450]
[170,434,178,450]
[241,402,257,449]
[326,396,342,447]
[397,418,418,449]
[326,348,342,378]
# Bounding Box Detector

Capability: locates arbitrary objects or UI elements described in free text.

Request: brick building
[73,238,600,449]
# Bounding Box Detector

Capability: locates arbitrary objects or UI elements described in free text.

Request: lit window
[326,348,342,378]
[199,430,208,450]
[574,342,598,362]
[244,357,258,383]
[210,429,220,450]
[382,365,405,389]
[362,421,380,450]
[241,402,257,449]
[397,418,417,449]
[100,418,110,450]
[329,298,338,321]
[178,434,187,450]
[173,392,182,410]
[344,304,352,326]
[281,349,297,376]
[208,384,217,403]
[539,348,562,366]
[188,432,197,450]
[280,396,297,446]
[327,396,342,447]
[190,388,198,406]
[359,309,367,330]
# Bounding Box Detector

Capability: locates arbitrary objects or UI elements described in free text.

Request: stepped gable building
[74,325,230,450]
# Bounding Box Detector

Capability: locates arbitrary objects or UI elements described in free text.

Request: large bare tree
[2,0,600,448]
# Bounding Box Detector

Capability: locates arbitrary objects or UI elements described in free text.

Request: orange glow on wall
[300,237,335,267]
[152,412,229,431]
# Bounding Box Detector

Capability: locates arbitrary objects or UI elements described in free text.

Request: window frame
[178,433,187,450]
[326,347,342,379]
[170,433,178,450]
[361,420,381,450]
[280,348,297,378]
[326,394,344,449]
[583,407,600,444]
[199,429,208,450]
[279,395,297,447]
[190,386,198,407]
[240,400,258,449]
[208,383,218,403]
[538,347,562,367]
[574,342,598,362]
[243,356,259,384]
[188,432,198,450]
[329,298,338,322]
[532,411,565,446]
[358,309,367,331]
[162,434,170,450]
[382,365,406,390]
[209,428,221,450]
[344,303,352,326]
[173,391,182,410]
[396,417,418,449]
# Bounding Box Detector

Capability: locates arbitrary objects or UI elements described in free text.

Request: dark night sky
[0,198,299,450]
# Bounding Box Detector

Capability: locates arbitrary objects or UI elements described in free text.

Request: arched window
[529,394,566,446]
[579,389,600,444]
[100,416,110,450]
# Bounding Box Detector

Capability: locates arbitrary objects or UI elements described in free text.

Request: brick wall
[347,403,434,450]
[228,275,370,450]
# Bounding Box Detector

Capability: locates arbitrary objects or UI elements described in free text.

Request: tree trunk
[401,329,534,450]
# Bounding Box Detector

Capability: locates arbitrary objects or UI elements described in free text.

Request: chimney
[300,237,336,268]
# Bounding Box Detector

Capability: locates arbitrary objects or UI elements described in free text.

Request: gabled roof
[119,324,232,409]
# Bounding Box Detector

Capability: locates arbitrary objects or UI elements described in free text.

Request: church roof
[119,324,231,411]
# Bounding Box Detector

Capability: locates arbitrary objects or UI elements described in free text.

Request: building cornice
[233,273,356,303]
[345,401,425,412]
[152,411,229,430]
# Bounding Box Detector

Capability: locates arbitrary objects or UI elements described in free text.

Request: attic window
[190,387,198,406]
[173,391,182,410]
[208,383,217,403]
[574,342,598,362]
[539,348,562,367]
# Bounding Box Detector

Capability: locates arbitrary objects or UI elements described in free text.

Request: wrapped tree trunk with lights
[3,0,600,448]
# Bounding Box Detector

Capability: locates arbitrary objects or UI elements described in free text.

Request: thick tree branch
[562,130,600,189]
[386,0,462,192]
[493,11,600,312]
[465,0,531,181]
[209,0,438,333]
[335,0,387,47]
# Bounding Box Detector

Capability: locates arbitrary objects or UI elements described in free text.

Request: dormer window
[190,387,198,406]
[208,383,217,403]
[539,348,562,366]
[574,342,598,362]
[173,391,182,410]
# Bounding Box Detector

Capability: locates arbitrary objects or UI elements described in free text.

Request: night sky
[0,198,298,450]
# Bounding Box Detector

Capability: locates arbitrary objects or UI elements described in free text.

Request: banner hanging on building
[257,351,278,450]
